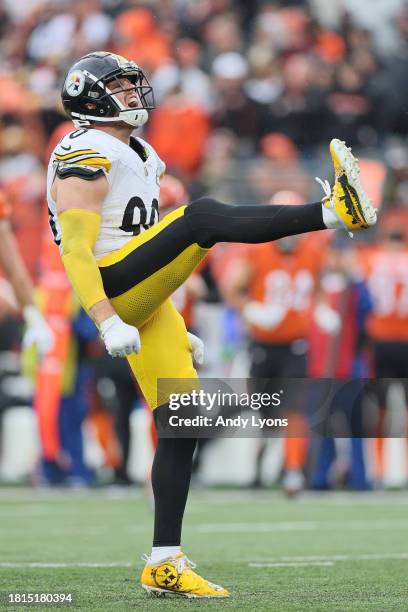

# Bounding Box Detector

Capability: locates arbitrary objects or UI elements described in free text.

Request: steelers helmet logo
[65,71,85,97]
[153,563,179,588]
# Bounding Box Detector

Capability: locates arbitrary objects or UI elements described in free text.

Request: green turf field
[1,488,408,611]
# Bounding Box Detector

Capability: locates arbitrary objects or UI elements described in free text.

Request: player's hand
[314,303,341,335]
[22,305,55,359]
[242,301,285,330]
[100,314,141,358]
[187,331,204,365]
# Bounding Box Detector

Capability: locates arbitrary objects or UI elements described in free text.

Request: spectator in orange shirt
[360,223,408,365]
[147,79,211,177]
[221,192,327,493]
[113,7,171,72]
[359,219,408,472]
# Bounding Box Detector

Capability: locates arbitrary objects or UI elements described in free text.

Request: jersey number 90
[120,196,159,235]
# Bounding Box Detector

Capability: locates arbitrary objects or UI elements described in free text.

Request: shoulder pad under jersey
[53,128,112,180]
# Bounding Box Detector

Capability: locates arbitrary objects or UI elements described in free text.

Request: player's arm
[221,257,285,330]
[0,219,36,307]
[54,174,112,320]
[54,175,140,357]
[220,257,253,313]
[0,219,54,357]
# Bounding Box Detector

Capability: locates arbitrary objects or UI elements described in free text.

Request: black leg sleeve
[184,197,325,248]
[151,432,197,546]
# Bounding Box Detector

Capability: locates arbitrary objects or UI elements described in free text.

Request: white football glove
[22,305,54,359]
[187,331,204,365]
[100,314,141,358]
[314,303,341,335]
[242,301,286,330]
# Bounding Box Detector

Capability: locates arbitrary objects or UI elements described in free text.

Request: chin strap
[119,108,149,127]
[72,109,148,129]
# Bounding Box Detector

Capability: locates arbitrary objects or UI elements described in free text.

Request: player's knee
[188,196,224,214]
[184,197,228,247]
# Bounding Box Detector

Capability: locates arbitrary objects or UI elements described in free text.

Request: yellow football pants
[97,207,208,409]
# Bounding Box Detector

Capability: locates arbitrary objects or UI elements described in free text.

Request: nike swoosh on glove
[100,314,141,358]
[187,332,204,365]
[23,305,55,359]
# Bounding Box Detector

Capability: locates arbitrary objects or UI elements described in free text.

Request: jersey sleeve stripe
[56,165,107,181]
[55,149,99,161]
[70,156,111,171]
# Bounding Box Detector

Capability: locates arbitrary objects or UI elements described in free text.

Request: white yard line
[274,553,408,562]
[3,553,405,571]
[0,527,107,536]
[198,519,408,533]
[0,489,143,503]
[249,562,335,568]
[1,490,408,506]
[249,552,408,568]
[0,562,133,568]
[2,518,408,537]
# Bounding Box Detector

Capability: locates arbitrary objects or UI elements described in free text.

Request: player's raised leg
[98,139,377,332]
[184,139,376,248]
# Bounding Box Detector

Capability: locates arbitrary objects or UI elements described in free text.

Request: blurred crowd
[0,0,408,490]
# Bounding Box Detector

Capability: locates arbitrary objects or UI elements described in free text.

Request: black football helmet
[61,51,154,128]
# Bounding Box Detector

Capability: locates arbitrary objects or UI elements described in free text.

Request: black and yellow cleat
[317,138,377,233]
[140,552,230,598]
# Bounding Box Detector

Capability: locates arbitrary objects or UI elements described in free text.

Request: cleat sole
[330,138,377,227]
[141,584,230,599]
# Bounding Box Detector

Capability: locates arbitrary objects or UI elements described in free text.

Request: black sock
[151,433,197,546]
[184,197,325,248]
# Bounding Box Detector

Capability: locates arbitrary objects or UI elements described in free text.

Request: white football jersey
[47,128,166,259]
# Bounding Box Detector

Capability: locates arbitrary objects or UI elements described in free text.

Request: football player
[48,51,376,598]
[0,191,53,358]
[220,201,329,494]
[359,217,408,479]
